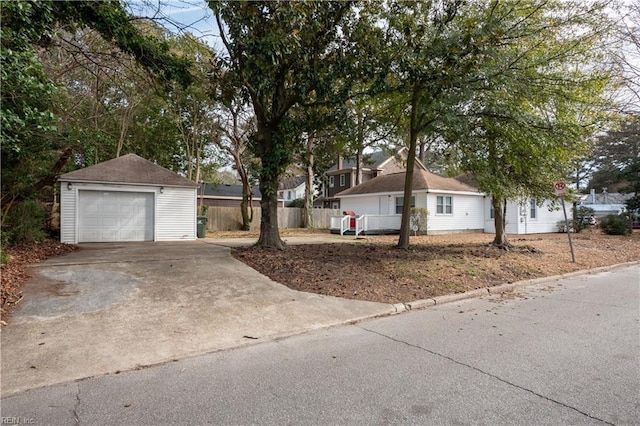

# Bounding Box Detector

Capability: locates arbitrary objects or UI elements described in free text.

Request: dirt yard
[2,230,637,321]
[232,229,640,304]
[1,241,78,323]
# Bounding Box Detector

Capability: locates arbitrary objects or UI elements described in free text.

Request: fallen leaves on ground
[1,241,77,322]
[232,230,640,304]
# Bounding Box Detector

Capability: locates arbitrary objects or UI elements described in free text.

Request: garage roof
[60,154,197,187]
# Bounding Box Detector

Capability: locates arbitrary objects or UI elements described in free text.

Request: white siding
[483,198,521,234]
[294,183,306,200]
[505,202,521,234]
[341,192,429,216]
[483,198,495,234]
[484,198,567,235]
[60,182,196,243]
[341,196,386,215]
[156,187,197,241]
[60,182,77,244]
[522,199,566,234]
[426,193,484,233]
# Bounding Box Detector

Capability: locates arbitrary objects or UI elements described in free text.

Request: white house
[336,169,485,234]
[59,154,198,243]
[278,175,307,204]
[333,169,569,235]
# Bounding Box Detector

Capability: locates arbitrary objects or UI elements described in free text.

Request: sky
[128,0,222,50]
[130,0,638,112]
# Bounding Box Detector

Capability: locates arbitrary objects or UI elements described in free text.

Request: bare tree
[214,97,257,230]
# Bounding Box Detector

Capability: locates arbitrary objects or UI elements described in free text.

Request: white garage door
[78,191,154,242]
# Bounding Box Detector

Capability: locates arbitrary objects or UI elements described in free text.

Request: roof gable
[327,147,426,173]
[336,169,480,197]
[327,150,391,172]
[60,154,197,187]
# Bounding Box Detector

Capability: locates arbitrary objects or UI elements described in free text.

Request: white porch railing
[362,214,402,232]
[330,214,402,235]
[341,215,350,235]
[355,215,365,236]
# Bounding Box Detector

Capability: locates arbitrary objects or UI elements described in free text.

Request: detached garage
[59,154,198,243]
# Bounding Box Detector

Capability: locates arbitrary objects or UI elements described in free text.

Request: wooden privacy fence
[205,207,341,231]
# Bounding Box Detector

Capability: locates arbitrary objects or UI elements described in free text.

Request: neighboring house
[332,168,569,235]
[278,175,307,204]
[317,147,422,209]
[59,154,198,243]
[577,189,631,218]
[198,183,263,208]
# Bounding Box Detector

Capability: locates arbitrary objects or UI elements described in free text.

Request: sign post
[554,181,576,263]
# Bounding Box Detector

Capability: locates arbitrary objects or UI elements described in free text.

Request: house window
[287,191,292,200]
[490,205,494,219]
[530,198,537,219]
[436,196,453,215]
[340,174,346,187]
[395,196,415,214]
[329,176,334,187]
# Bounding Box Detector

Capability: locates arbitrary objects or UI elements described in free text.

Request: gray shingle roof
[579,192,633,204]
[60,154,197,187]
[202,183,261,198]
[336,169,480,197]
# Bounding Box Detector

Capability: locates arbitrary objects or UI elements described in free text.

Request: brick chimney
[337,155,343,170]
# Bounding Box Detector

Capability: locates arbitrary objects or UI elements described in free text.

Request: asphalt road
[2,265,638,425]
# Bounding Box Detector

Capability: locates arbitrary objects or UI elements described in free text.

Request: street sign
[554,181,567,196]
[554,180,576,263]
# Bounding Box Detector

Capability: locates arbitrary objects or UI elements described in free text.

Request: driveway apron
[1,241,391,396]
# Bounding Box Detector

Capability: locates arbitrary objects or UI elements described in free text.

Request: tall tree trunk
[93,68,100,163]
[257,177,284,249]
[418,136,425,165]
[116,100,137,158]
[492,196,510,248]
[255,127,285,249]
[303,132,314,228]
[240,192,251,230]
[356,147,363,186]
[355,110,364,185]
[237,156,253,231]
[398,84,420,249]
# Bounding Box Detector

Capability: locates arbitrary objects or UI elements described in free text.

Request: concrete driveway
[0,241,392,396]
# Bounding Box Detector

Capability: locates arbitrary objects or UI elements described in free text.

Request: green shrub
[572,206,595,233]
[599,214,631,235]
[0,250,10,264]
[287,198,306,208]
[2,199,47,245]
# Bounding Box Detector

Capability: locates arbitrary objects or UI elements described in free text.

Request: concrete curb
[401,261,640,311]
